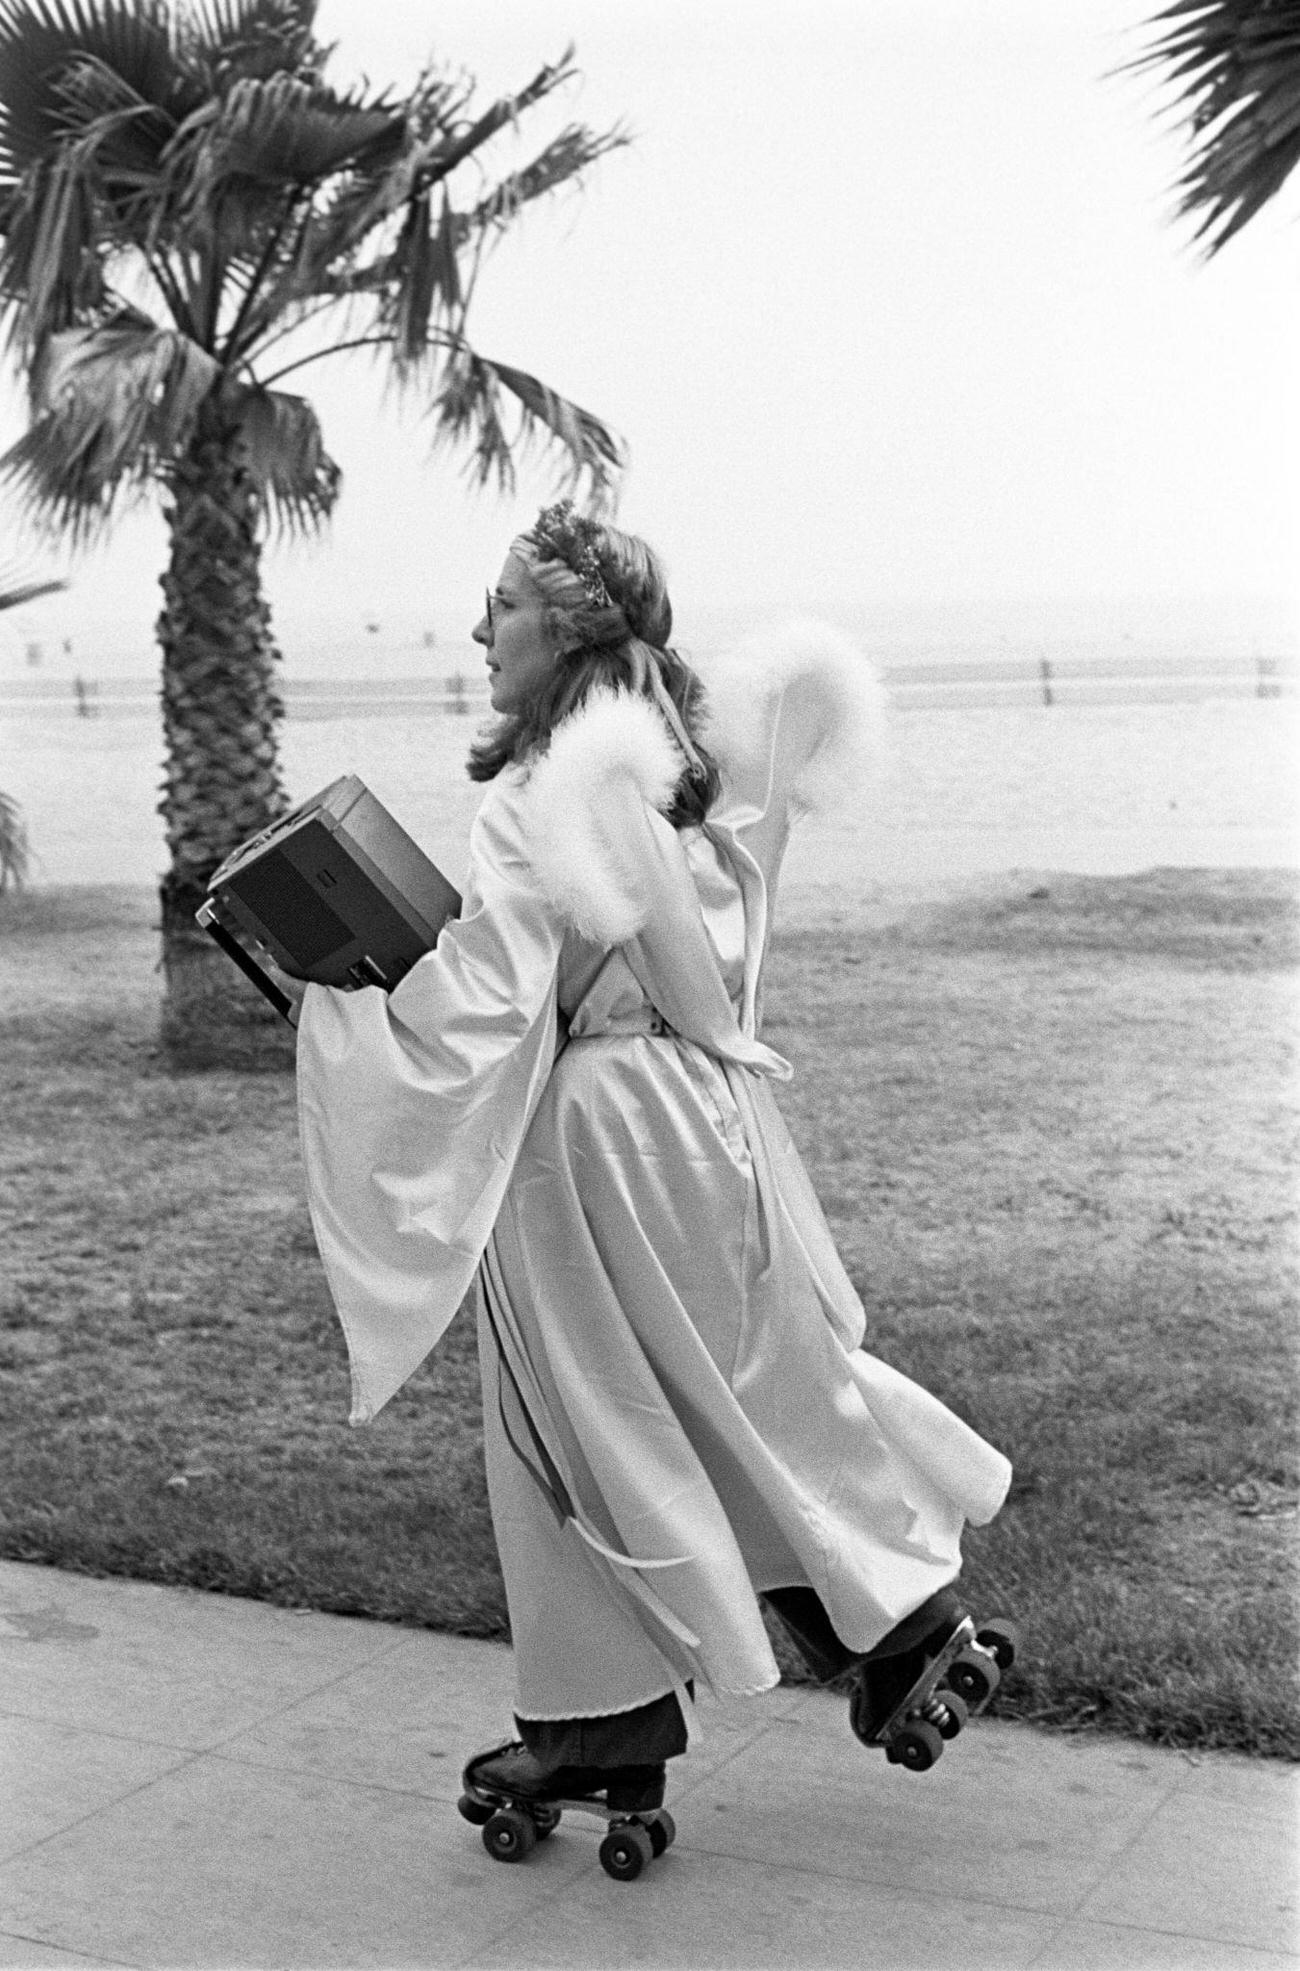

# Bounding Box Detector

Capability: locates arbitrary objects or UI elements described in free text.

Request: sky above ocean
[0,0,1294,682]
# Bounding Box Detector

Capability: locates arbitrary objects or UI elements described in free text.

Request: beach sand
[4,696,1297,920]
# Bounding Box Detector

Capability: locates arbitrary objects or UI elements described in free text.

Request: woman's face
[472,553,559,714]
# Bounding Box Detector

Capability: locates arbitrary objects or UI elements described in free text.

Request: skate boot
[849,1596,1019,1773]
[457,1739,677,1881]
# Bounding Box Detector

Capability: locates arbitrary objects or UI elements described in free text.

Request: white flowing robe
[297,642,1011,1721]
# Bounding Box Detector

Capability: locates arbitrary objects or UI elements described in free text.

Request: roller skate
[849,1602,1019,1774]
[457,1740,677,1882]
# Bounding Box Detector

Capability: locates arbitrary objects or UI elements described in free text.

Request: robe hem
[513,1672,781,1722]
[513,1685,685,1725]
[698,1674,783,1703]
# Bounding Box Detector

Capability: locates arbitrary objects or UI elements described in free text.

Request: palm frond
[410,47,580,198]
[466,122,631,235]
[0,0,184,179]
[432,345,624,506]
[0,149,106,352]
[0,787,30,891]
[432,345,511,490]
[51,49,178,183]
[204,71,402,189]
[1129,0,1300,251]
[215,50,622,352]
[1,311,219,537]
[152,69,406,341]
[0,571,66,605]
[180,0,322,89]
[380,185,460,370]
[0,416,118,536]
[264,90,470,282]
[285,113,626,323]
[214,98,472,354]
[0,3,193,349]
[493,357,625,502]
[230,375,338,533]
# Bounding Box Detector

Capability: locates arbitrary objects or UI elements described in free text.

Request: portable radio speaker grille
[196,774,460,1015]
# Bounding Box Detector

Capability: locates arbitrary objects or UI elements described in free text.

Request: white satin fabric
[297,684,1011,1720]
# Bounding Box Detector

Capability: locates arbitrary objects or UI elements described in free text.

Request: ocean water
[4,693,1296,917]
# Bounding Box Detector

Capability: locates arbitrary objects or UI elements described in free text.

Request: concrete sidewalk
[1,1560,1295,1970]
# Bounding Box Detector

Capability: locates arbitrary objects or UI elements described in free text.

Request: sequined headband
[520,500,614,610]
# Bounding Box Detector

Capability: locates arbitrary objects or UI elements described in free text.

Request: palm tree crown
[0,0,627,533]
[1132,0,1300,253]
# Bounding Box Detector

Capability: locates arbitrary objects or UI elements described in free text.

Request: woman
[290,503,1012,1839]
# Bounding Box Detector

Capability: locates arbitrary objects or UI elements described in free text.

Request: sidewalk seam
[0,1749,206,1869]
[1027,1906,1300,1965]
[0,1923,141,1970]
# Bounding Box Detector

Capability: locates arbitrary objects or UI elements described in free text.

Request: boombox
[196,774,460,1019]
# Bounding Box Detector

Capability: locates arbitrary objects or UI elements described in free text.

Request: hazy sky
[0,0,1294,671]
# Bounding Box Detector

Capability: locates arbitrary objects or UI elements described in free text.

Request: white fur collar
[522,688,682,944]
[520,623,886,943]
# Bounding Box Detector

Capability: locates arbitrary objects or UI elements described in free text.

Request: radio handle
[195,901,295,1022]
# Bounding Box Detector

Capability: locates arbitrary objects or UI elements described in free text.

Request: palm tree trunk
[157,394,293,1069]
[0,788,30,891]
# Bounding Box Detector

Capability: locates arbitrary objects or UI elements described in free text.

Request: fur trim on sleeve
[693,618,891,812]
[523,687,683,944]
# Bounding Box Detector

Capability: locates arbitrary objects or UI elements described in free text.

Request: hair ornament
[523,500,615,609]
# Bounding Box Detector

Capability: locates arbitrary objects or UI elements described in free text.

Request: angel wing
[692,617,889,902]
[521,622,887,1045]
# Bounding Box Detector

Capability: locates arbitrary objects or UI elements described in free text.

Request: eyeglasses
[484,589,494,632]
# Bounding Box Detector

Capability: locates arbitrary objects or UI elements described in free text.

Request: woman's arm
[294,781,567,1424]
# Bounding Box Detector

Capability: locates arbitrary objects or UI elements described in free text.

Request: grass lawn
[1,870,1296,1756]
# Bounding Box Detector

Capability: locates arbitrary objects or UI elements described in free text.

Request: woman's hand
[263,959,310,1027]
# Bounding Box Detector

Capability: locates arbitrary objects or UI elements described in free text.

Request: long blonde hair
[467,515,721,829]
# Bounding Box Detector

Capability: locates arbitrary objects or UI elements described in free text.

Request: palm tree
[0,785,28,887]
[1131,0,1300,253]
[0,565,65,888]
[0,0,627,1065]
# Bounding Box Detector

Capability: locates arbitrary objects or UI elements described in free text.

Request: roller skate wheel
[483,1807,536,1862]
[532,1805,562,1840]
[894,1719,944,1772]
[457,1792,493,1826]
[975,1619,1020,1671]
[600,1822,654,1881]
[934,1689,969,1740]
[947,1647,1000,1708]
[648,1810,676,1858]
